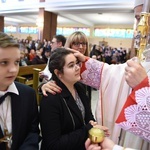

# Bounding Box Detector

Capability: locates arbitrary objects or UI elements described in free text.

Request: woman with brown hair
[41,31,92,102]
[39,48,108,150]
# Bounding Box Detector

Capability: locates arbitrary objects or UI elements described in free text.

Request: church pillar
[0,16,4,32]
[37,8,57,41]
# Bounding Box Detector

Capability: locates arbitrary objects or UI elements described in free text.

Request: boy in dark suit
[0,32,40,150]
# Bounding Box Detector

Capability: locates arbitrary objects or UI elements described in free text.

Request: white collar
[0,82,19,96]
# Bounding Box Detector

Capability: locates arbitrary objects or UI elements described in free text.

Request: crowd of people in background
[17,37,130,68]
[90,44,129,64]
[18,38,51,66]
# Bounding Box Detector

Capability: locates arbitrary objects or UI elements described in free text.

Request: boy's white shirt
[113,145,137,150]
[0,82,19,134]
[42,58,52,80]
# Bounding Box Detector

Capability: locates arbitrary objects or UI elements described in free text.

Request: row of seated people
[19,43,51,66]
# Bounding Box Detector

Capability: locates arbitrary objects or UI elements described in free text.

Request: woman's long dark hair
[48,48,73,82]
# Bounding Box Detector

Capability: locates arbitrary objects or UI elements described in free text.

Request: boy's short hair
[0,32,19,48]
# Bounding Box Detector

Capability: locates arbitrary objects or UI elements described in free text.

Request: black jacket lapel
[11,93,22,149]
[60,84,84,125]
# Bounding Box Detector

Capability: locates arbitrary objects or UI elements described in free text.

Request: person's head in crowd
[44,48,51,58]
[96,45,100,51]
[19,42,25,50]
[50,35,66,51]
[49,48,81,85]
[92,44,96,51]
[0,32,20,91]
[36,48,43,57]
[42,48,51,63]
[28,48,36,61]
[20,51,26,59]
[134,0,144,21]
[65,31,89,56]
[43,39,47,43]
[30,49,36,54]
[36,42,43,50]
[36,43,43,55]
[20,51,28,66]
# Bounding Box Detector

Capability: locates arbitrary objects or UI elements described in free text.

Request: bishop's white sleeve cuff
[113,145,124,150]
[113,145,137,150]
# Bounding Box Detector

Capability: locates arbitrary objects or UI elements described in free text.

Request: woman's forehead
[72,37,87,42]
[65,53,76,61]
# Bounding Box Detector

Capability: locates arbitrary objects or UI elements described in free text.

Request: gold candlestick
[137,12,150,61]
